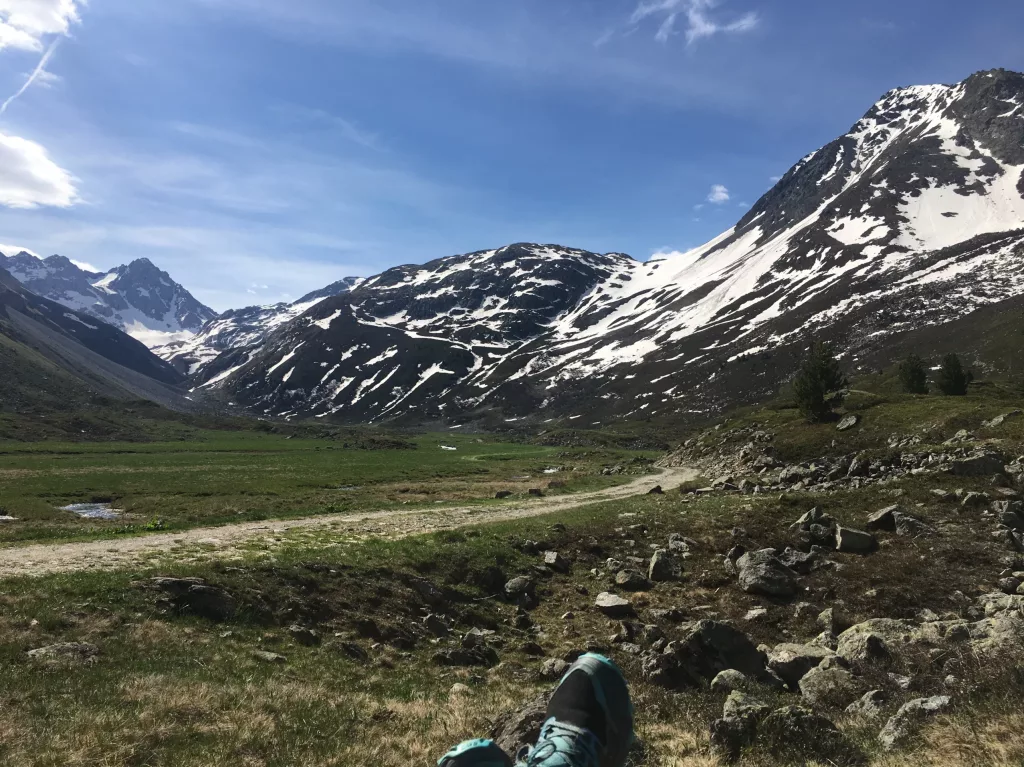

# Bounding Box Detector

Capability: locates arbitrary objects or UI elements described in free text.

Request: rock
[983,411,1021,428]
[26,642,99,663]
[845,689,886,719]
[642,620,773,689]
[710,692,771,760]
[736,549,798,597]
[744,607,768,621]
[333,641,369,663]
[997,577,1022,595]
[423,613,450,637]
[287,625,320,646]
[543,551,571,573]
[648,549,677,582]
[146,577,237,621]
[951,452,1006,477]
[710,669,752,694]
[836,414,859,431]
[504,576,535,599]
[790,507,836,532]
[433,645,499,667]
[528,488,544,497]
[778,547,818,575]
[836,618,914,663]
[799,664,867,709]
[647,485,664,495]
[759,706,857,765]
[817,607,852,635]
[834,526,877,554]
[409,577,447,607]
[595,592,634,618]
[615,570,651,591]
[767,643,835,687]
[866,505,900,531]
[491,693,550,759]
[495,491,513,499]
[539,658,570,680]
[894,512,932,537]
[878,696,951,751]
[253,650,287,663]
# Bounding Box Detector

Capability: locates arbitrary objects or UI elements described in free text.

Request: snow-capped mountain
[0,252,217,348]
[186,69,1024,423]
[156,277,364,377]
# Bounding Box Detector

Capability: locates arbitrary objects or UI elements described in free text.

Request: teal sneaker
[438,739,513,767]
[521,653,634,767]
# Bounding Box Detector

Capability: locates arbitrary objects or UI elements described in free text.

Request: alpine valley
[5,68,1024,427]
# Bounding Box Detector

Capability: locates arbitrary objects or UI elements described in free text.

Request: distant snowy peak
[203,69,1024,424]
[0,252,216,348]
[156,274,365,377]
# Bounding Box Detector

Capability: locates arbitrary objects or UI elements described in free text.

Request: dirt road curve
[0,466,698,579]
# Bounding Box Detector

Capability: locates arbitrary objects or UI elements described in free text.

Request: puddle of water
[61,503,123,520]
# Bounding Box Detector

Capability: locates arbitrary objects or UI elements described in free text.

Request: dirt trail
[0,466,697,578]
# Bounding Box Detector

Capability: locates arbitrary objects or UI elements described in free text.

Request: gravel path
[0,466,697,578]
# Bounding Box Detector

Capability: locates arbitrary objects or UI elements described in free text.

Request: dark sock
[546,671,607,745]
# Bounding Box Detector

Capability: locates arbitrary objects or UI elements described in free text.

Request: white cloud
[0,132,77,208]
[0,0,80,38]
[631,0,758,46]
[69,258,98,271]
[769,175,781,182]
[0,241,38,256]
[707,183,730,203]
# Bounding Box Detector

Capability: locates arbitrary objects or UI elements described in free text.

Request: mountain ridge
[0,251,217,348]
[193,68,1024,425]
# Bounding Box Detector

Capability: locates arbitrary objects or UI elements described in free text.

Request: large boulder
[836,619,916,664]
[767,643,835,688]
[758,706,860,765]
[950,452,1006,477]
[642,620,772,689]
[595,592,634,618]
[709,691,771,761]
[648,549,678,582]
[736,549,799,598]
[878,696,951,751]
[799,663,868,709]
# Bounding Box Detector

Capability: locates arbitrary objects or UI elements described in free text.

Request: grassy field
[0,430,656,544]
[0,462,1021,766]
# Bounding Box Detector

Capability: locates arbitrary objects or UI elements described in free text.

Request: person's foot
[522,653,634,767]
[438,738,514,767]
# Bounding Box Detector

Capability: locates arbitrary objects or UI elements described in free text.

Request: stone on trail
[595,592,634,618]
[491,693,550,758]
[647,485,664,495]
[495,491,513,499]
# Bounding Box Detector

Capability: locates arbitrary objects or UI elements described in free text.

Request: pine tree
[793,341,849,422]
[936,353,972,395]
[897,354,928,394]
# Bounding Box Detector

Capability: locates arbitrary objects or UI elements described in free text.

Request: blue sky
[0,0,1022,310]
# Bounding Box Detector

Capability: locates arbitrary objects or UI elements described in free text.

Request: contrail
[0,38,61,116]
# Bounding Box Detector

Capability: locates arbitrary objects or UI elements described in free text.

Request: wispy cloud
[631,0,758,46]
[1,36,59,114]
[0,132,77,207]
[275,105,382,150]
[707,183,730,203]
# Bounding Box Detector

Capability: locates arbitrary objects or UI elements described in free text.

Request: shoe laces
[521,718,602,767]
